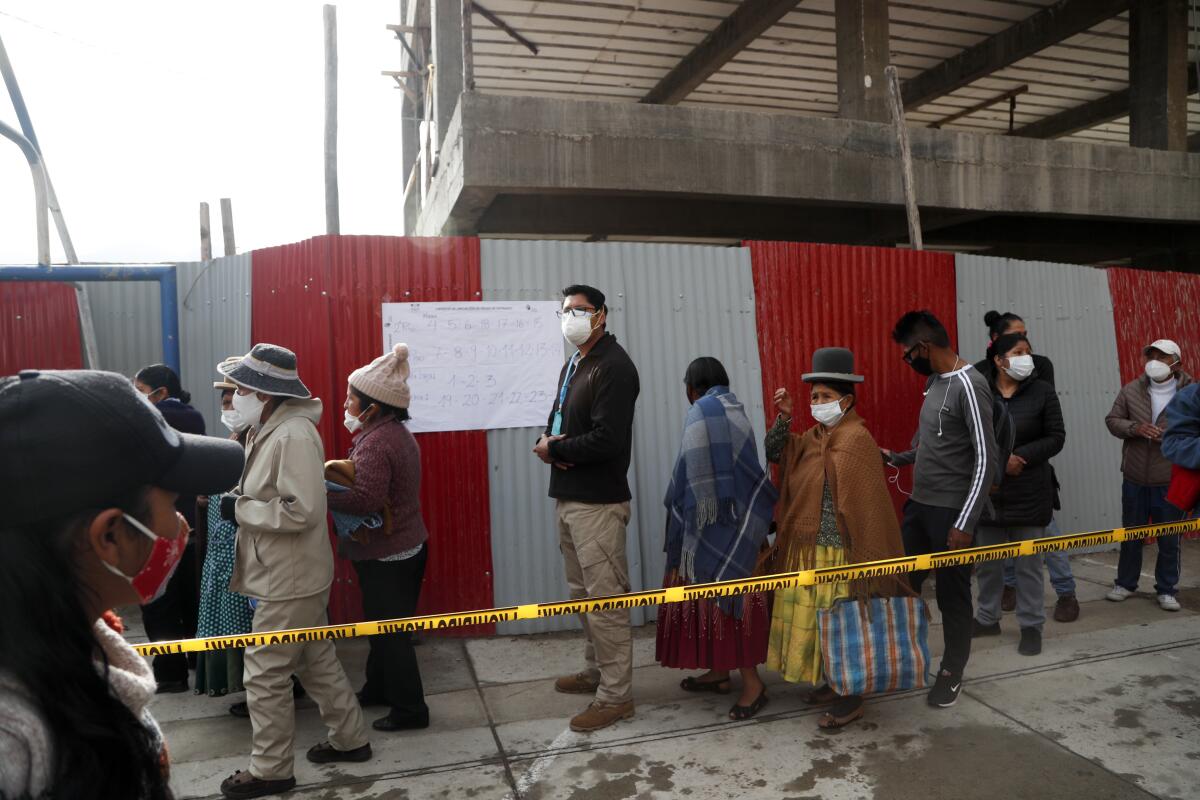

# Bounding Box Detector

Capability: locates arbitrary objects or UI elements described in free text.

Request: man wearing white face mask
[216,344,371,799]
[1105,339,1192,611]
[533,284,640,733]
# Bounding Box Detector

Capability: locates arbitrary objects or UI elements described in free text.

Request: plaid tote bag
[817,596,932,697]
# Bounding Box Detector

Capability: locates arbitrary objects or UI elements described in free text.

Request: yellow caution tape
[133,518,1198,656]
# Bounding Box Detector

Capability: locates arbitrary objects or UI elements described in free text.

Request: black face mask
[908,356,934,377]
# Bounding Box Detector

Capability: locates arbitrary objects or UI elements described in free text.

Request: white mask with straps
[561,313,595,348]
[810,399,846,428]
[231,390,266,424]
[221,408,248,433]
[1145,359,1175,383]
[1004,354,1035,381]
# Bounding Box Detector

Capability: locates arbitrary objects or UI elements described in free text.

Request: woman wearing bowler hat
[215,344,371,799]
[762,348,909,730]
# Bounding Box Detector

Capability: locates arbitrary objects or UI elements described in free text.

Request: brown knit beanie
[349,343,411,409]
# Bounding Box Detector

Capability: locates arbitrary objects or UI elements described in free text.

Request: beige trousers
[243,590,369,780]
[557,500,634,705]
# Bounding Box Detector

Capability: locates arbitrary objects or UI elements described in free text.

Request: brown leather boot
[569,700,635,732]
[1001,585,1017,612]
[1054,594,1080,623]
[554,672,600,695]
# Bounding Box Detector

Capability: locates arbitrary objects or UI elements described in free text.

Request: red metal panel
[747,242,958,514]
[252,236,493,633]
[0,282,84,374]
[1107,267,1200,385]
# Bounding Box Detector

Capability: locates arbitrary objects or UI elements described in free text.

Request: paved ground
[131,541,1200,800]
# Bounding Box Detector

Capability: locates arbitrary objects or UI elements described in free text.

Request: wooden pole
[200,202,213,260]
[220,198,236,256]
[885,65,923,250]
[324,4,340,234]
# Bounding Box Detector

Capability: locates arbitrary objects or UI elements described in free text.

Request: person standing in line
[533,285,640,733]
[134,363,206,693]
[1104,340,1191,612]
[329,343,431,733]
[1162,380,1200,516]
[971,334,1065,656]
[656,357,776,721]
[765,348,911,730]
[216,345,370,799]
[975,311,1079,623]
[0,369,244,800]
[195,363,255,699]
[886,310,996,709]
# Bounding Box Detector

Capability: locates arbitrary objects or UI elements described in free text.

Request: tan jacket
[1106,372,1194,487]
[229,398,333,601]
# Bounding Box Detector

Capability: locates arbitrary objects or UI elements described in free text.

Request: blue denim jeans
[1116,480,1183,596]
[1003,517,1076,596]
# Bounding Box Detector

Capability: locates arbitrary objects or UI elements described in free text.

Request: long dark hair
[987,332,1030,363]
[0,488,172,800]
[683,357,731,395]
[136,364,191,405]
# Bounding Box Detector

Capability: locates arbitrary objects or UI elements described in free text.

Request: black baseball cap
[0,370,246,526]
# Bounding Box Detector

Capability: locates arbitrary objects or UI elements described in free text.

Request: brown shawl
[773,409,909,602]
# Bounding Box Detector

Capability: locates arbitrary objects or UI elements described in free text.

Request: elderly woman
[764,348,909,730]
[327,343,431,733]
[656,357,778,721]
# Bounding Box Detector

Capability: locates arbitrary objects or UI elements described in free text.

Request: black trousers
[902,501,973,678]
[354,545,429,719]
[142,542,199,684]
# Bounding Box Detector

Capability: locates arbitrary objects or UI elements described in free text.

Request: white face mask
[344,408,367,434]
[811,399,846,428]
[561,312,595,348]
[1004,354,1035,381]
[1146,359,1175,383]
[221,408,248,432]
[231,390,266,424]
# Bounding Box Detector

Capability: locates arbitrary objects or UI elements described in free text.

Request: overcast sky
[0,0,404,264]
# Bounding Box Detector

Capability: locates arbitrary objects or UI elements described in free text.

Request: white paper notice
[381,301,564,433]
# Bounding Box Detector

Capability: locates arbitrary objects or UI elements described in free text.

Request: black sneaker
[972,619,1001,638]
[1018,627,1042,656]
[927,669,962,708]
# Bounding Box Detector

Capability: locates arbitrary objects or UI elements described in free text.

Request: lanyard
[551,352,581,436]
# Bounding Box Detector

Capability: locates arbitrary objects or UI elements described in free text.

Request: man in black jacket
[534,284,640,733]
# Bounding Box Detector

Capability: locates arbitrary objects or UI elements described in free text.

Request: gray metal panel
[482,240,767,634]
[176,254,253,434]
[955,255,1124,539]
[83,280,163,380]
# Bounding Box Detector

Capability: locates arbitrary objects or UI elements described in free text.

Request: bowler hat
[802,347,865,384]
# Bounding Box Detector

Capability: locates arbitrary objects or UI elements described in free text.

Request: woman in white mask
[762,348,910,730]
[327,343,432,734]
[972,333,1065,657]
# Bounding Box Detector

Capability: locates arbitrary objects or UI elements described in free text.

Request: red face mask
[102,513,189,605]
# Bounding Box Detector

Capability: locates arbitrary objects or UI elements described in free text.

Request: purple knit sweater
[328,417,429,560]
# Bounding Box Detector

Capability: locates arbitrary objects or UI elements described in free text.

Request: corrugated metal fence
[481,240,767,633]
[955,256,1123,535]
[0,281,83,373]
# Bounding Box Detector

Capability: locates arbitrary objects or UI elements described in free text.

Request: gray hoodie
[892,365,997,534]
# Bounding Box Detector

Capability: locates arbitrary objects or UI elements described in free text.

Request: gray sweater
[892,365,997,534]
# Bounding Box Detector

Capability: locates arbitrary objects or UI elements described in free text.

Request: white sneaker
[1158,594,1181,612]
[1106,586,1135,602]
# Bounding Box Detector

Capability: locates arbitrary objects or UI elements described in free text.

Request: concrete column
[401,114,421,234]
[835,0,890,122]
[1129,0,1188,150]
[431,0,464,157]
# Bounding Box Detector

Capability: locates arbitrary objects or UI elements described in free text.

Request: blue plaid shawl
[664,386,778,617]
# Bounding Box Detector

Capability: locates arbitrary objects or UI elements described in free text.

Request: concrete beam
[431,0,465,153]
[640,0,800,105]
[902,0,1129,110]
[835,0,890,122]
[1129,0,1189,150]
[416,93,1200,238]
[1013,69,1197,141]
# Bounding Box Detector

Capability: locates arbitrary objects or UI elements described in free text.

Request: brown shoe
[570,700,635,732]
[554,672,600,695]
[1054,594,1080,623]
[1001,585,1017,612]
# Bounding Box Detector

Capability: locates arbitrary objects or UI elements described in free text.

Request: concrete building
[387,0,1199,269]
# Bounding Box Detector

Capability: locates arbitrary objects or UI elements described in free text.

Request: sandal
[728,689,769,720]
[681,676,732,695]
[817,697,865,730]
[803,685,838,706]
